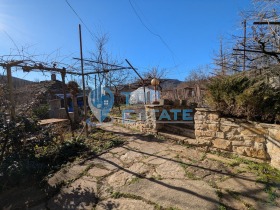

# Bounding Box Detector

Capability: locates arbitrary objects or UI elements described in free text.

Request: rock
[107,170,136,188]
[233,146,247,156]
[87,167,111,177]
[216,132,225,139]
[155,160,186,179]
[213,139,232,151]
[220,125,232,133]
[207,113,219,121]
[120,151,144,165]
[128,162,150,175]
[269,128,280,141]
[266,141,280,170]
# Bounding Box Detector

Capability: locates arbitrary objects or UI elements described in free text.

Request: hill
[160,79,183,90]
[0,75,34,89]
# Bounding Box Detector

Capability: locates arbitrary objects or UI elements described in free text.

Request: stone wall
[144,105,164,132]
[195,108,280,169]
[113,104,194,134]
[112,117,148,132]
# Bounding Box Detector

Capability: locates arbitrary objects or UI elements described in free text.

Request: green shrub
[206,74,280,123]
[33,104,49,119]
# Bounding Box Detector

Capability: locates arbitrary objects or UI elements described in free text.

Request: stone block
[266,141,280,170]
[225,130,240,140]
[233,144,268,160]
[194,114,205,121]
[208,124,218,131]
[248,145,268,160]
[213,138,232,151]
[195,130,202,137]
[216,132,225,139]
[185,138,211,146]
[240,129,255,136]
[232,141,245,146]
[220,125,232,132]
[244,140,254,147]
[203,130,216,137]
[228,135,244,141]
[253,135,266,143]
[207,113,219,121]
[268,128,280,141]
[233,146,246,156]
[195,130,215,137]
[195,124,208,130]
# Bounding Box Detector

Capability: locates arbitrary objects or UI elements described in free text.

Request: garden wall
[195,108,280,169]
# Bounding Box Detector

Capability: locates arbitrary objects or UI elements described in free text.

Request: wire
[64,0,96,41]
[128,0,176,64]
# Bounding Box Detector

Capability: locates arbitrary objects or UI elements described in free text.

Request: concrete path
[44,125,280,210]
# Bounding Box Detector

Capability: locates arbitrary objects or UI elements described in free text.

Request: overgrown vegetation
[0,116,124,193]
[32,104,49,119]
[211,150,280,206]
[206,73,280,123]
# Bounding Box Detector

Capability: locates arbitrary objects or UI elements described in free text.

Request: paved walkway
[41,125,279,210]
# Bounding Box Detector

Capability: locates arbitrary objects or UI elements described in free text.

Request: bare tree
[185,65,210,86]
[88,34,130,88]
[212,0,280,75]
[143,67,166,80]
[233,0,280,70]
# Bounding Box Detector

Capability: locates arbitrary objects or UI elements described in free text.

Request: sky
[0,0,252,82]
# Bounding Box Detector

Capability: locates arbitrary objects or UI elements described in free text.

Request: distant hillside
[160,79,183,90]
[0,75,33,89]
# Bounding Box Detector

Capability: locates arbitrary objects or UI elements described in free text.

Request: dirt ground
[1,125,280,210]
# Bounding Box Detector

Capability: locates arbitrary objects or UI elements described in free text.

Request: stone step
[158,132,210,147]
[161,124,195,139]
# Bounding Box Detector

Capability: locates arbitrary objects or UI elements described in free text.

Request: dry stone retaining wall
[195,108,280,170]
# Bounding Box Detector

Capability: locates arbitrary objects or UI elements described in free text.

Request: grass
[210,150,280,184]
[200,152,207,161]
[185,171,198,179]
[150,174,163,180]
[175,156,200,180]
[218,205,227,210]
[128,177,141,185]
[265,185,279,205]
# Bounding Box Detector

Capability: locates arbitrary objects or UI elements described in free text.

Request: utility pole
[125,59,147,104]
[243,19,247,71]
[79,24,88,137]
[6,65,15,120]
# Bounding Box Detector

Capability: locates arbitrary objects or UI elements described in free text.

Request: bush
[206,73,280,123]
[32,104,49,119]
